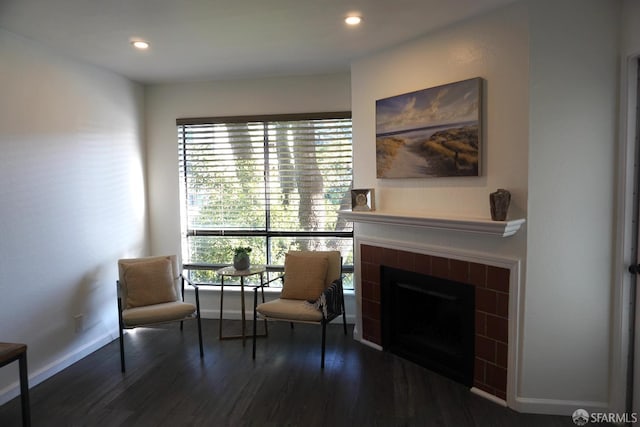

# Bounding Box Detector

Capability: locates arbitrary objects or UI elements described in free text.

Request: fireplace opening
[381,266,475,386]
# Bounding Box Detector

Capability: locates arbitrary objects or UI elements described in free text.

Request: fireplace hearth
[381,266,475,386]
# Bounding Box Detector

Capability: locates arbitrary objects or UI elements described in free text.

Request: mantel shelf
[338,210,526,237]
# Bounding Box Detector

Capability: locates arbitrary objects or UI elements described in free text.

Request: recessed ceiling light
[131,40,150,50]
[345,15,362,26]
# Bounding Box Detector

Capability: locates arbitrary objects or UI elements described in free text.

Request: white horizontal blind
[178,113,353,279]
[179,122,266,231]
[267,118,353,231]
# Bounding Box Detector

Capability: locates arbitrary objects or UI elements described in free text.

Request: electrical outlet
[74,314,84,333]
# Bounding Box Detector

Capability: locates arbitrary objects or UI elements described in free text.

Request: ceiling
[0,0,515,84]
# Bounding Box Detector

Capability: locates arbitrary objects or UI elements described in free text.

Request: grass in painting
[417,125,479,175]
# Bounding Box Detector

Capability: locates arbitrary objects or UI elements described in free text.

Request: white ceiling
[0,0,515,84]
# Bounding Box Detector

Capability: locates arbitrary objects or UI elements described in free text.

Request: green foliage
[419,125,479,172]
[233,247,252,256]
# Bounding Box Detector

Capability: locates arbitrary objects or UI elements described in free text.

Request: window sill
[184,285,356,295]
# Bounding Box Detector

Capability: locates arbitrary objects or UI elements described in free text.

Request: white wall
[0,29,146,403]
[523,0,619,414]
[145,73,351,316]
[622,0,640,54]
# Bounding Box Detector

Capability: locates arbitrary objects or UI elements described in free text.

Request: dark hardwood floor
[0,319,581,426]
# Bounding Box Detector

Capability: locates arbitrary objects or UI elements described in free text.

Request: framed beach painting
[375,77,483,178]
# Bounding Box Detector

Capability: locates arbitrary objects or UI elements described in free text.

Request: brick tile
[487,266,510,293]
[474,358,486,383]
[476,335,496,363]
[496,292,509,318]
[432,256,449,279]
[475,312,487,336]
[362,299,380,321]
[362,317,381,344]
[469,262,487,287]
[486,363,507,393]
[450,259,469,283]
[381,248,398,268]
[497,342,508,368]
[361,245,375,263]
[474,382,494,396]
[476,288,498,314]
[414,253,432,276]
[486,315,508,343]
[363,262,380,285]
[361,280,374,301]
[372,246,383,264]
[362,262,373,282]
[397,250,416,271]
[371,280,381,301]
[362,317,376,342]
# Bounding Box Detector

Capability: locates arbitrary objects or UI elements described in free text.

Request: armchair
[252,250,347,368]
[117,255,204,372]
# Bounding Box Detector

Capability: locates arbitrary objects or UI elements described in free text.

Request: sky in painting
[376,78,480,135]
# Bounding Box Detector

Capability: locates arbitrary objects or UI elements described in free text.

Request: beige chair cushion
[280,252,328,301]
[122,301,196,326]
[122,257,178,308]
[256,299,323,322]
[287,250,341,286]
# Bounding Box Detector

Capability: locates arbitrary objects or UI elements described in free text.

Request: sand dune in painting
[376,124,479,178]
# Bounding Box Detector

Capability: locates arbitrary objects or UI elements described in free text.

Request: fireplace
[381,266,475,386]
[360,243,510,401]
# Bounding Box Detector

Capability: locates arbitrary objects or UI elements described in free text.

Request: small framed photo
[351,189,375,211]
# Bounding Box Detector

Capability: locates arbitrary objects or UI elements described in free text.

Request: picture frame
[376,77,483,179]
[351,189,375,211]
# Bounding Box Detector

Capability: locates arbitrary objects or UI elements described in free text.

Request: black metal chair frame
[117,274,204,372]
[0,343,30,426]
[251,261,347,369]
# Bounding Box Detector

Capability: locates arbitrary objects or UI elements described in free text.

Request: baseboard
[512,396,609,416]
[471,387,507,407]
[0,331,116,406]
[359,338,383,351]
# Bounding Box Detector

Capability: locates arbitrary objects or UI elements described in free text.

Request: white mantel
[338,210,526,237]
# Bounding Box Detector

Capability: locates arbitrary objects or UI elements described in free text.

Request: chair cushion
[122,257,177,308]
[122,301,196,326]
[287,250,341,286]
[256,299,323,322]
[280,252,328,301]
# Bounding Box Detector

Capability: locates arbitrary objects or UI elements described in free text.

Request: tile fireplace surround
[356,238,520,405]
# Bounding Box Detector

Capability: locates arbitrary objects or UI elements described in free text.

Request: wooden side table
[217,265,268,345]
[0,342,30,427]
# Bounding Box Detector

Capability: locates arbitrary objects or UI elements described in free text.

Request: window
[177,112,354,287]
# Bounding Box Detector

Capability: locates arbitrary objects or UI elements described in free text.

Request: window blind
[177,113,353,282]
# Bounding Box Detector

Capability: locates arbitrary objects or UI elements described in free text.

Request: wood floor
[0,319,583,427]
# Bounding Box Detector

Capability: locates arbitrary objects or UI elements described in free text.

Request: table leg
[219,275,224,340]
[240,276,246,346]
[260,272,268,336]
